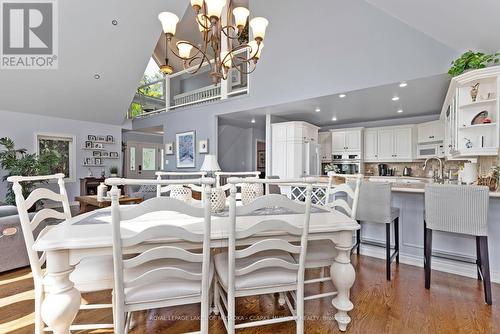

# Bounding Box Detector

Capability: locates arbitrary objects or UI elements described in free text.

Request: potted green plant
[109,166,119,177]
[448,50,500,77]
[0,137,59,206]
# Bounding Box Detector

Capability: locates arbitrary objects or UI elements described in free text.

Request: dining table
[33,204,359,333]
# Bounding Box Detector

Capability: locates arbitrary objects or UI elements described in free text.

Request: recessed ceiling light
[392,96,399,101]
[339,94,346,98]
[315,107,321,112]
[94,74,101,79]
[331,117,337,121]
[112,20,118,26]
[399,82,407,88]
[251,118,256,123]
[397,109,403,113]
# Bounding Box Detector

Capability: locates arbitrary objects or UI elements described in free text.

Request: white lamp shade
[221,51,232,67]
[248,40,263,59]
[250,17,268,40]
[233,7,249,27]
[191,0,204,8]
[200,155,221,172]
[206,0,226,18]
[158,12,179,35]
[177,42,193,59]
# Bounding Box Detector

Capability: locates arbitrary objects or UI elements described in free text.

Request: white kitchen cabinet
[271,121,320,178]
[331,128,363,154]
[394,127,413,160]
[377,129,395,160]
[318,132,332,162]
[366,125,416,162]
[363,129,378,161]
[417,120,444,144]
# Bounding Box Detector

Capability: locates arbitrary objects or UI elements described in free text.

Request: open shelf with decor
[441,66,500,158]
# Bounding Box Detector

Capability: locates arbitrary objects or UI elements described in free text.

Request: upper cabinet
[331,128,363,154]
[318,132,332,162]
[364,125,416,162]
[417,120,444,144]
[441,67,500,158]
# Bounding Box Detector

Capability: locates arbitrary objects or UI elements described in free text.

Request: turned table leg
[330,231,356,332]
[42,250,81,334]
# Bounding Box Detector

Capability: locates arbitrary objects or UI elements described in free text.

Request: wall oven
[325,154,362,175]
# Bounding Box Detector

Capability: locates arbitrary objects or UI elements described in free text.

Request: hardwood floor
[1,255,499,333]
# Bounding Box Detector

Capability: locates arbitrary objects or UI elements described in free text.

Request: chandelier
[158,0,268,84]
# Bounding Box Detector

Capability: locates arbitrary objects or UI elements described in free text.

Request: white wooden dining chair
[292,172,362,301]
[155,171,207,201]
[214,177,315,334]
[7,173,114,333]
[105,177,214,334]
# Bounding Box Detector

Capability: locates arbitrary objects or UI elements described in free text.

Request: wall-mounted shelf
[459,123,497,129]
[82,164,105,167]
[460,99,496,109]
[82,147,106,151]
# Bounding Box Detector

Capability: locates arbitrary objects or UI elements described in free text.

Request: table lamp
[200,154,221,178]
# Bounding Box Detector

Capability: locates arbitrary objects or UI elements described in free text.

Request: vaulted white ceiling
[0,0,498,125]
[366,0,500,53]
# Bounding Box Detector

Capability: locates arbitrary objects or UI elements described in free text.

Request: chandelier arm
[195,13,212,32]
[227,43,259,63]
[232,61,257,75]
[169,41,213,74]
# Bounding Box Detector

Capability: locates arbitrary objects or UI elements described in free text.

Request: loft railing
[129,48,249,119]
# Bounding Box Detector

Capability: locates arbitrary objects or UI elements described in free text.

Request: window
[142,148,156,171]
[36,134,76,181]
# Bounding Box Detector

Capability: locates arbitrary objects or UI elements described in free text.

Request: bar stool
[424,184,492,305]
[353,182,400,281]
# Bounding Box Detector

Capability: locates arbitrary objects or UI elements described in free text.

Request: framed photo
[165,142,174,155]
[94,157,102,165]
[101,151,109,157]
[94,143,103,149]
[92,151,101,157]
[85,141,92,149]
[85,157,92,165]
[198,139,208,154]
[231,65,242,86]
[176,131,195,168]
[88,135,96,141]
[97,135,106,142]
[110,152,119,158]
[106,135,114,143]
[257,150,266,168]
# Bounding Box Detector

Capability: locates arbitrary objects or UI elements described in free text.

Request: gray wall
[122,131,163,144]
[0,110,122,203]
[133,0,457,169]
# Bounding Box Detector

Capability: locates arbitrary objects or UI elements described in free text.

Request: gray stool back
[424,184,491,305]
[425,184,489,236]
[355,182,392,223]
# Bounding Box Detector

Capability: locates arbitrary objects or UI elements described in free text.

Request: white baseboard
[358,244,500,284]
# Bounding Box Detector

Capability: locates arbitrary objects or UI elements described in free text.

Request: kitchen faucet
[423,157,444,183]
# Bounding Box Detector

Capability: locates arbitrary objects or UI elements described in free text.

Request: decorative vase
[209,188,226,213]
[241,182,264,205]
[97,183,107,201]
[470,83,480,102]
[169,186,192,203]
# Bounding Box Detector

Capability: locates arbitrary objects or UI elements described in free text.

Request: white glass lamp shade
[158,12,179,36]
[200,155,221,172]
[221,51,232,68]
[250,17,268,41]
[206,0,226,18]
[191,0,204,9]
[177,42,193,59]
[197,14,209,32]
[233,7,249,28]
[248,40,263,59]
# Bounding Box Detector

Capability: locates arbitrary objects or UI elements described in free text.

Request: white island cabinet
[441,66,500,158]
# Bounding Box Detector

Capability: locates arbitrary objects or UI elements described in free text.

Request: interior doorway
[122,126,164,179]
[256,139,266,177]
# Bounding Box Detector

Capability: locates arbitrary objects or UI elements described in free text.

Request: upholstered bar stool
[353,182,400,281]
[424,184,492,305]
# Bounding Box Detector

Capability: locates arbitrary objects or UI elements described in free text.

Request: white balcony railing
[172,84,221,109]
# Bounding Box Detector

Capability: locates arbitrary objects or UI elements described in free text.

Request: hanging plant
[448,50,500,77]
